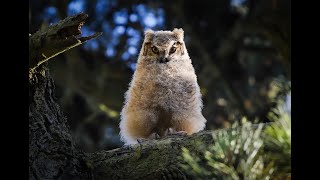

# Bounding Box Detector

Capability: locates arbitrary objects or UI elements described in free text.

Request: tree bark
[87,131,214,180]
[29,64,91,180]
[29,13,101,180]
[29,13,269,180]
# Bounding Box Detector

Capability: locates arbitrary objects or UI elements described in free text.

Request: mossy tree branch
[86,124,270,180]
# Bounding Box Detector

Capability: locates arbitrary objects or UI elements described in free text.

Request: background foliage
[181,92,291,179]
[29,0,291,152]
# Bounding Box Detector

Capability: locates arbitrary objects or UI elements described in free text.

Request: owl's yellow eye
[151,46,159,54]
[169,46,176,54]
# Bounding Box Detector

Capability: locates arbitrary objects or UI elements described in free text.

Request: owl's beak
[159,57,169,64]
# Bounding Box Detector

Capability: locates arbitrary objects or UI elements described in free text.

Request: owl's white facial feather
[139,29,188,64]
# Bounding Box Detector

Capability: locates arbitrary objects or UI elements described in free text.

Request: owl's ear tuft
[142,42,150,56]
[173,28,184,41]
[144,29,154,42]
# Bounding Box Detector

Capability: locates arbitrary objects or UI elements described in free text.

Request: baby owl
[119,28,207,145]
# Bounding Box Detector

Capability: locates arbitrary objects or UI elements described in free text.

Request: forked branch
[29,13,102,74]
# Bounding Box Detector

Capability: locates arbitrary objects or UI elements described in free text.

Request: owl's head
[138,28,188,64]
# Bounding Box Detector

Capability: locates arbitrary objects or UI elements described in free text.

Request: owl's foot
[137,138,147,144]
[169,131,188,136]
[137,132,161,144]
[148,132,161,139]
[165,128,188,137]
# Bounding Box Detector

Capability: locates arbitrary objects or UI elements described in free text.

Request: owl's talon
[169,131,188,136]
[137,132,161,144]
[137,138,147,144]
[165,128,188,137]
[149,132,161,139]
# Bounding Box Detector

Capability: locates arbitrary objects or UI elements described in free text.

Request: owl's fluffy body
[120,29,206,145]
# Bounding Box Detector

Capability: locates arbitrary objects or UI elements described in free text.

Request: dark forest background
[29,0,291,152]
